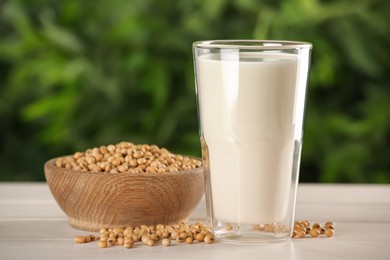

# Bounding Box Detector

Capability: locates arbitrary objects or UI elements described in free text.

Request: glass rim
[193,40,312,50]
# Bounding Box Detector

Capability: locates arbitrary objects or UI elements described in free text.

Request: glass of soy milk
[193,40,312,243]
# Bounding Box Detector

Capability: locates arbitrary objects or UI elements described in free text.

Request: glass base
[215,232,290,244]
[213,223,292,244]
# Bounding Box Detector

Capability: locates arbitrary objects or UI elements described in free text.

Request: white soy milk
[197,51,299,224]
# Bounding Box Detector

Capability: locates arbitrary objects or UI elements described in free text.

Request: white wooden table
[1,183,389,260]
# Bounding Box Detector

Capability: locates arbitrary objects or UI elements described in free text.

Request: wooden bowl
[44,157,204,231]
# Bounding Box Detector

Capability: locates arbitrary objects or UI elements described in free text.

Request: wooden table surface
[0,183,389,260]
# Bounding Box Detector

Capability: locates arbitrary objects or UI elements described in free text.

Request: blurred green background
[0,0,389,182]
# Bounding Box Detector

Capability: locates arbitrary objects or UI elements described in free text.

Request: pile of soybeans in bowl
[54,141,202,174]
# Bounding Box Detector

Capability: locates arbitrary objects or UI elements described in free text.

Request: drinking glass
[193,40,312,243]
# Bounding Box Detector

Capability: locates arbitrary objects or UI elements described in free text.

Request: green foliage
[0,0,389,182]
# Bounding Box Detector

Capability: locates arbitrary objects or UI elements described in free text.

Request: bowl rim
[44,156,204,177]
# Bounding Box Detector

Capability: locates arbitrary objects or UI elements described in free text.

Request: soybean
[162,238,171,246]
[74,236,86,244]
